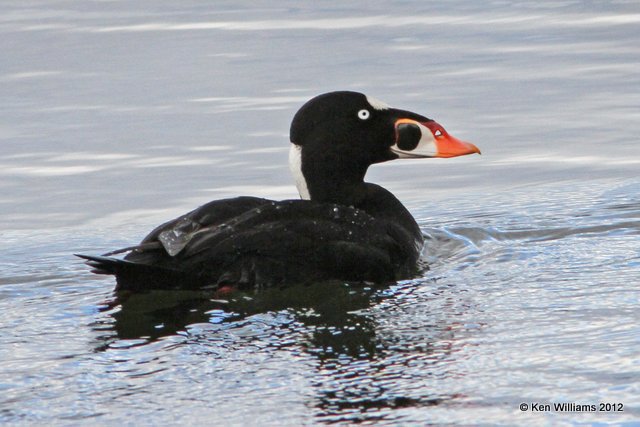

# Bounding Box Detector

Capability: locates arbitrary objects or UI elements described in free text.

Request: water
[1,1,639,425]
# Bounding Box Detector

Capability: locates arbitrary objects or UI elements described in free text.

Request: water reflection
[92,278,461,421]
[95,282,383,354]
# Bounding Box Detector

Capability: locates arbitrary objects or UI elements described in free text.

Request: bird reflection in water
[89,276,463,423]
[93,281,383,355]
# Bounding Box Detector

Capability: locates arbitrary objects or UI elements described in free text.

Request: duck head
[289,91,480,201]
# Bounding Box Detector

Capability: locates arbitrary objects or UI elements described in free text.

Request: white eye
[357,109,371,120]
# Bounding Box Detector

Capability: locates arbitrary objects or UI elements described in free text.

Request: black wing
[81,198,420,290]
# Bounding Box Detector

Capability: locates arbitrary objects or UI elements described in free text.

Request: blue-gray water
[1,1,639,425]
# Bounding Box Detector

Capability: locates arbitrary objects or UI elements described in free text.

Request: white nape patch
[288,144,311,200]
[366,95,390,111]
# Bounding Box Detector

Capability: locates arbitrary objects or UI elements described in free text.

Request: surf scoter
[78,91,480,290]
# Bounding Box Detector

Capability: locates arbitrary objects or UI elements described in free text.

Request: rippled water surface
[1,1,639,425]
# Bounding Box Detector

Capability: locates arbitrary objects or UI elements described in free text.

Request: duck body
[79,91,479,291]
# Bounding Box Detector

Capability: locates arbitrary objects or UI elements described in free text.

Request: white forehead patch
[366,95,390,111]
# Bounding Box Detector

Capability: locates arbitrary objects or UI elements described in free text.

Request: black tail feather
[75,254,204,291]
[74,254,133,275]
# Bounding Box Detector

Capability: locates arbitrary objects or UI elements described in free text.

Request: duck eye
[357,109,371,120]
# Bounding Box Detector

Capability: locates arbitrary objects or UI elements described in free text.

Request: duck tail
[75,254,205,291]
[74,254,133,275]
